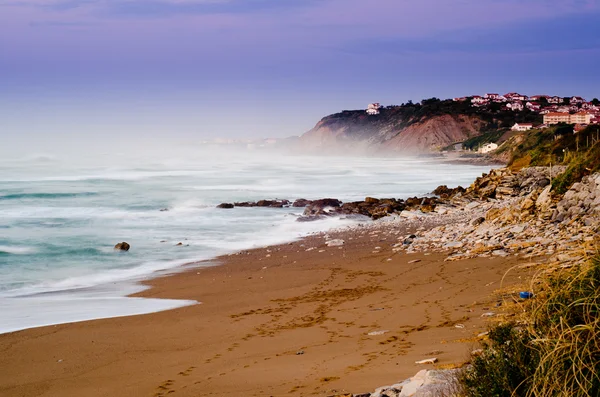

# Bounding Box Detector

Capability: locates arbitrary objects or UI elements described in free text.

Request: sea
[0,148,493,334]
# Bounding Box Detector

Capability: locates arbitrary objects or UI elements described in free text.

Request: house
[557,106,570,113]
[471,96,487,104]
[581,102,599,111]
[479,143,499,154]
[512,123,534,131]
[494,95,508,103]
[548,96,562,104]
[472,100,490,107]
[570,96,585,104]
[529,95,548,101]
[485,93,500,100]
[570,112,592,124]
[507,102,524,111]
[505,92,528,101]
[453,97,468,102]
[366,103,381,115]
[526,102,541,111]
[544,112,571,124]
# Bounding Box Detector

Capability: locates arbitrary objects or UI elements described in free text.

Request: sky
[1,0,600,147]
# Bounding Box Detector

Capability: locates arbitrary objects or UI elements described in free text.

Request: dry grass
[460,254,600,397]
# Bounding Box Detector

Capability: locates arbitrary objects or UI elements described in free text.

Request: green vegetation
[461,256,600,397]
[462,130,506,151]
[505,124,600,194]
[325,98,543,136]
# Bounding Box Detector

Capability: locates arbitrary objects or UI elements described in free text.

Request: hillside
[298,98,543,155]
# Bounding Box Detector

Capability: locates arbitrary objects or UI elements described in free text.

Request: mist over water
[0,146,493,333]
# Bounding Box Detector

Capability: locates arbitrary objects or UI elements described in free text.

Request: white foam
[0,296,197,334]
[0,245,38,255]
[0,153,494,334]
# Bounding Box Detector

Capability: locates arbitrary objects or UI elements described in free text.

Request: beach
[0,222,534,397]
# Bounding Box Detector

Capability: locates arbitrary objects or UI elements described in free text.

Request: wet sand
[0,226,533,397]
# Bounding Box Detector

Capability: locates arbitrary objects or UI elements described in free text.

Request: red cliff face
[381,114,484,153]
[298,113,487,155]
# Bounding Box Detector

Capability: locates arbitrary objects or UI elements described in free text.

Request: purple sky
[1,0,600,143]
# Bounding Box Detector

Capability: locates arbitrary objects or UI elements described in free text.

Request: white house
[507,102,524,111]
[471,96,487,104]
[505,93,528,101]
[366,103,381,115]
[479,143,499,154]
[485,93,500,100]
[511,123,534,131]
[526,102,541,111]
[548,96,563,104]
[570,96,585,104]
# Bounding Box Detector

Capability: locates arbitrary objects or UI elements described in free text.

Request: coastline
[0,210,534,397]
[2,164,598,396]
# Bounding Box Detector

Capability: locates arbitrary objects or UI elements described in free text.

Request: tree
[592,98,600,106]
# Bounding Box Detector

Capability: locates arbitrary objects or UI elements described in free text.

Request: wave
[0,245,38,255]
[0,192,97,201]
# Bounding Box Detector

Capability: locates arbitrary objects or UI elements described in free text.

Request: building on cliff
[544,112,592,125]
[366,103,381,115]
[512,123,534,131]
[479,143,499,154]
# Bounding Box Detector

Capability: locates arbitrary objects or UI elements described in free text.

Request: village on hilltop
[455,93,599,128]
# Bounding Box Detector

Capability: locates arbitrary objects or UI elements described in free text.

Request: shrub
[461,256,600,397]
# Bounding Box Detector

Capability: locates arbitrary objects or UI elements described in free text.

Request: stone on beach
[325,239,345,247]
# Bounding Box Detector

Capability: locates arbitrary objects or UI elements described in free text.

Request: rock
[415,358,438,365]
[256,199,290,208]
[535,185,553,212]
[292,198,311,207]
[471,217,485,226]
[114,242,130,251]
[368,330,389,336]
[326,239,345,247]
[233,201,256,207]
[303,198,342,217]
[432,185,465,199]
[296,350,304,355]
[217,203,234,209]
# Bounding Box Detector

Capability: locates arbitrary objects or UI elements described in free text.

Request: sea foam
[0,152,493,334]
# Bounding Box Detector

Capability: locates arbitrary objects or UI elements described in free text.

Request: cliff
[298,99,542,155]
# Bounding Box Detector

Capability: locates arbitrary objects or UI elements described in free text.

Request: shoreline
[0,221,535,397]
[2,164,597,396]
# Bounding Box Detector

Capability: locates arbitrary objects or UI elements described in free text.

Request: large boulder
[292,198,312,207]
[432,185,465,199]
[114,242,130,251]
[217,203,234,209]
[303,198,342,217]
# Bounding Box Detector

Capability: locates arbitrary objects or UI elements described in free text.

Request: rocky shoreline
[291,165,600,397]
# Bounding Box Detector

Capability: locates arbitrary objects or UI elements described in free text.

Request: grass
[460,255,600,397]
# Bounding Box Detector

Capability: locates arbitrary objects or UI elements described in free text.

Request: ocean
[0,149,492,334]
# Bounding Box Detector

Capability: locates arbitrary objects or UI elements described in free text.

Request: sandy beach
[0,222,535,397]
